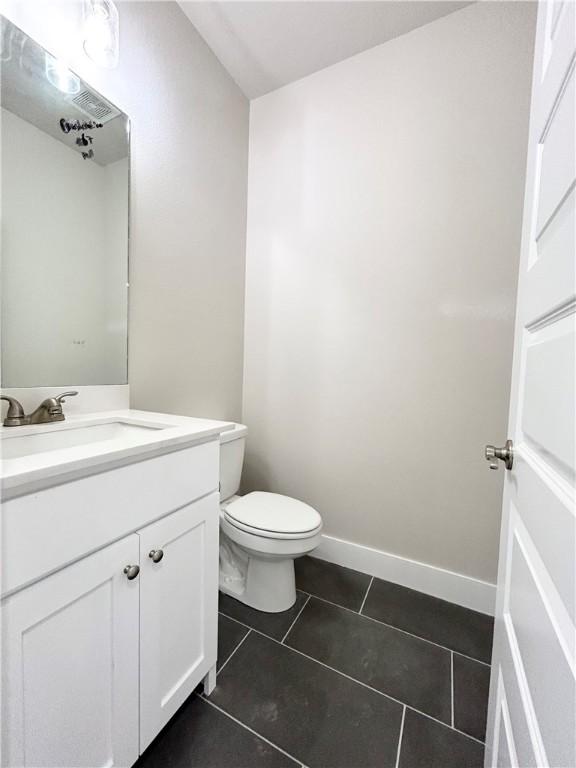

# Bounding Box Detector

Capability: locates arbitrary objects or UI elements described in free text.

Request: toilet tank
[219,423,248,501]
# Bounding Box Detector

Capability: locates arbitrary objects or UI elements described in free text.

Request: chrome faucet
[1,392,78,427]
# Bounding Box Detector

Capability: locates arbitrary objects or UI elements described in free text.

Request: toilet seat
[223,491,322,540]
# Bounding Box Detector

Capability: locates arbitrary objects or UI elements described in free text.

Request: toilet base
[220,556,297,613]
[219,536,296,613]
[219,533,298,612]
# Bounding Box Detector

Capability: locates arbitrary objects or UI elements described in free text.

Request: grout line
[281,595,311,644]
[359,576,374,614]
[200,694,304,766]
[218,610,485,746]
[395,706,406,768]
[219,611,252,628]
[292,591,491,667]
[216,628,251,676]
[450,652,455,728]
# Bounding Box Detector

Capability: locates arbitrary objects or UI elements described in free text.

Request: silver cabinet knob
[485,440,513,470]
[148,549,164,563]
[123,564,140,580]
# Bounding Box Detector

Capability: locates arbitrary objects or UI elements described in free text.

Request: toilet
[219,424,323,613]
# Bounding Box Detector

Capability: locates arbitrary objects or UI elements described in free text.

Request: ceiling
[178,1,471,99]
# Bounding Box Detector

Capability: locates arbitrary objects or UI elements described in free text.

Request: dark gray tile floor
[136,556,492,768]
[213,631,403,768]
[294,555,372,610]
[361,577,494,663]
[285,597,452,722]
[135,693,298,768]
[453,653,491,741]
[217,613,249,672]
[398,709,485,768]
[219,591,309,641]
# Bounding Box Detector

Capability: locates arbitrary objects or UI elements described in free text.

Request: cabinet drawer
[2,439,219,597]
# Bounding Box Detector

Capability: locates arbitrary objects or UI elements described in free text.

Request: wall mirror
[1,16,129,387]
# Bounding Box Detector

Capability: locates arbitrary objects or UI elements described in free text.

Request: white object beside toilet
[218,424,322,612]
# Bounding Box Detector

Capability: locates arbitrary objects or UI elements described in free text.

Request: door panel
[537,2,575,128]
[535,64,574,234]
[497,645,538,768]
[507,528,575,768]
[494,678,518,768]
[522,317,575,471]
[1,535,140,768]
[139,493,219,752]
[515,450,576,620]
[496,718,514,768]
[486,2,576,766]
[528,185,574,322]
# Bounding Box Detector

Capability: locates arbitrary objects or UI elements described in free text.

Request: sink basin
[1,421,165,460]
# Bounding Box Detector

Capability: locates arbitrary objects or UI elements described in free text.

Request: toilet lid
[224,492,322,535]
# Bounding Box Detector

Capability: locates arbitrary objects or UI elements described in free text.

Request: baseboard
[314,534,496,616]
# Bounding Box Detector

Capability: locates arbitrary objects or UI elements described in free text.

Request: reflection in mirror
[1,16,129,387]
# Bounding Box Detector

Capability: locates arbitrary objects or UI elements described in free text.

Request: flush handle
[123,564,140,580]
[485,440,514,471]
[148,549,164,563]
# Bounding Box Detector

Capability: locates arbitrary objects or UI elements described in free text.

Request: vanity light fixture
[83,0,119,68]
[45,53,80,94]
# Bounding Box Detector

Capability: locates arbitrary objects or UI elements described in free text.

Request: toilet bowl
[218,424,323,613]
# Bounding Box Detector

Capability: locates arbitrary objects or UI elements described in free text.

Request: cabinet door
[139,492,219,751]
[1,535,140,768]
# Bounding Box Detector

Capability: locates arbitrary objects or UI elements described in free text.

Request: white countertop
[0,410,234,498]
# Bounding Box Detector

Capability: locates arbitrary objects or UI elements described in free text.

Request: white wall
[243,2,535,584]
[1,110,127,387]
[0,0,248,419]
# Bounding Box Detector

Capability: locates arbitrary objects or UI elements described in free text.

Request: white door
[138,493,219,752]
[485,2,575,767]
[1,535,140,768]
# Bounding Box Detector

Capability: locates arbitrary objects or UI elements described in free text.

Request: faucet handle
[55,391,79,404]
[1,396,28,427]
[1,395,25,414]
[27,392,79,425]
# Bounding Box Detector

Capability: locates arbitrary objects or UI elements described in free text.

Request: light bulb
[45,53,80,95]
[83,0,119,68]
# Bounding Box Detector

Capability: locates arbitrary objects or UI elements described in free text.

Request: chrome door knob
[148,549,164,563]
[123,564,140,580]
[485,440,514,470]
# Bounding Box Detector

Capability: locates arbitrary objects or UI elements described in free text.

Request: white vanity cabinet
[1,418,227,768]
